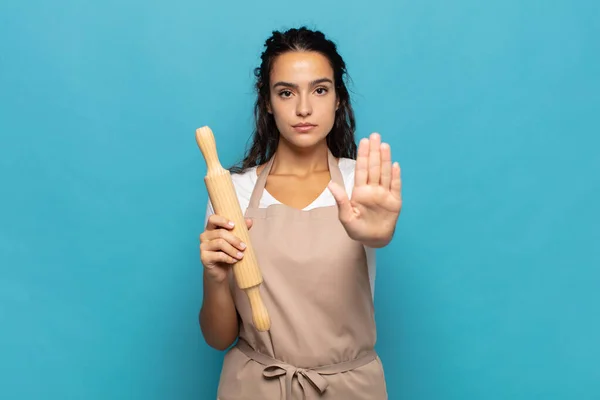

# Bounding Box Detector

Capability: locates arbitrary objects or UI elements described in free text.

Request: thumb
[327,181,353,223]
[245,218,253,230]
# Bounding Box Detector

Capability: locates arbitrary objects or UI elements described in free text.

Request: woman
[199,27,402,399]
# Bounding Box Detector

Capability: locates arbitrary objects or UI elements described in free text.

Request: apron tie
[263,363,329,399]
[236,339,377,400]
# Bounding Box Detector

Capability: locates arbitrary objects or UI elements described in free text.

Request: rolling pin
[195,126,271,332]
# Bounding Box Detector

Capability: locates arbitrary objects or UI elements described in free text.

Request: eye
[279,90,293,98]
[315,87,329,95]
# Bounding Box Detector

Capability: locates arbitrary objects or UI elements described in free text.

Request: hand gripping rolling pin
[195,126,271,332]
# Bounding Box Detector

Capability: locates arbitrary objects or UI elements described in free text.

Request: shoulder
[230,166,258,191]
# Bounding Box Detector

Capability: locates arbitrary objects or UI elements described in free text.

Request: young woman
[199,27,402,399]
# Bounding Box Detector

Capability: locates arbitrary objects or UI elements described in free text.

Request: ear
[336,97,340,111]
[267,100,273,114]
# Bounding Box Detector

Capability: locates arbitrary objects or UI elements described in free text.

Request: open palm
[328,133,402,248]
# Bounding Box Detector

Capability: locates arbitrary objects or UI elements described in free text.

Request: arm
[199,270,239,351]
[198,201,249,350]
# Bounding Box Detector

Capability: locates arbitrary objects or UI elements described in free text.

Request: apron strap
[327,149,345,189]
[247,148,346,210]
[248,152,275,210]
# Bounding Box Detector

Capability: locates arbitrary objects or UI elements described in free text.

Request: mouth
[292,123,317,133]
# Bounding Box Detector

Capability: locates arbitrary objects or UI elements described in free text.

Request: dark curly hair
[229,26,357,173]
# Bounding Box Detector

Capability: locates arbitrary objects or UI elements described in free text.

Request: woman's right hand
[199,215,253,284]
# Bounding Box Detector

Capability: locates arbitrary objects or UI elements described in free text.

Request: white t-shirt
[203,157,376,296]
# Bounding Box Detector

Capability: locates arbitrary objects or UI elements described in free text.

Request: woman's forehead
[270,51,334,83]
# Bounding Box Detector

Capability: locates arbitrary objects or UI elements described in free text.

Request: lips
[292,123,317,133]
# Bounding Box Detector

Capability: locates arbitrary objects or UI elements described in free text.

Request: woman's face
[268,51,339,151]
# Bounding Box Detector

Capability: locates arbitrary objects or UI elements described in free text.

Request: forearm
[199,271,239,350]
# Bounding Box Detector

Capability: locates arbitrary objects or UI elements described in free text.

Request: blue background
[1,0,599,399]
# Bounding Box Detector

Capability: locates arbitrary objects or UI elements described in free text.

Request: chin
[280,128,331,149]
[282,134,327,151]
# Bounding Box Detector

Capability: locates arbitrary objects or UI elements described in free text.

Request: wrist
[204,268,231,289]
[359,229,395,248]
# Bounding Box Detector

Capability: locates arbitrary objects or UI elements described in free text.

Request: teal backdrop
[1,0,598,399]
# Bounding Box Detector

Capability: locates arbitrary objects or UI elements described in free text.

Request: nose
[296,94,312,117]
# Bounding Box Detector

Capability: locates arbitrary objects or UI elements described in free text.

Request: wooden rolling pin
[195,126,271,332]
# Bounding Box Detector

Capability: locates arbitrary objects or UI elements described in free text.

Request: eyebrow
[272,78,334,89]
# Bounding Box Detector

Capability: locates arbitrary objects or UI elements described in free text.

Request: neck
[271,138,329,177]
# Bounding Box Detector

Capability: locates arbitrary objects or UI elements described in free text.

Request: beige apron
[216,149,388,400]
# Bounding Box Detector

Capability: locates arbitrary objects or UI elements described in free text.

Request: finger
[368,133,381,185]
[245,218,253,230]
[328,181,353,223]
[391,162,402,199]
[355,138,369,186]
[204,229,247,252]
[201,249,239,266]
[206,214,235,231]
[201,237,245,261]
[380,142,392,190]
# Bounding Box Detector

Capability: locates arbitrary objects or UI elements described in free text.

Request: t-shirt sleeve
[204,199,214,228]
[202,169,252,228]
[340,158,356,198]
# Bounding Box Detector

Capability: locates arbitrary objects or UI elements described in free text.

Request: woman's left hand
[328,133,402,248]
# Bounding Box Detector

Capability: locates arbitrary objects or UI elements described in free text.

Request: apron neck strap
[248,148,345,210]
